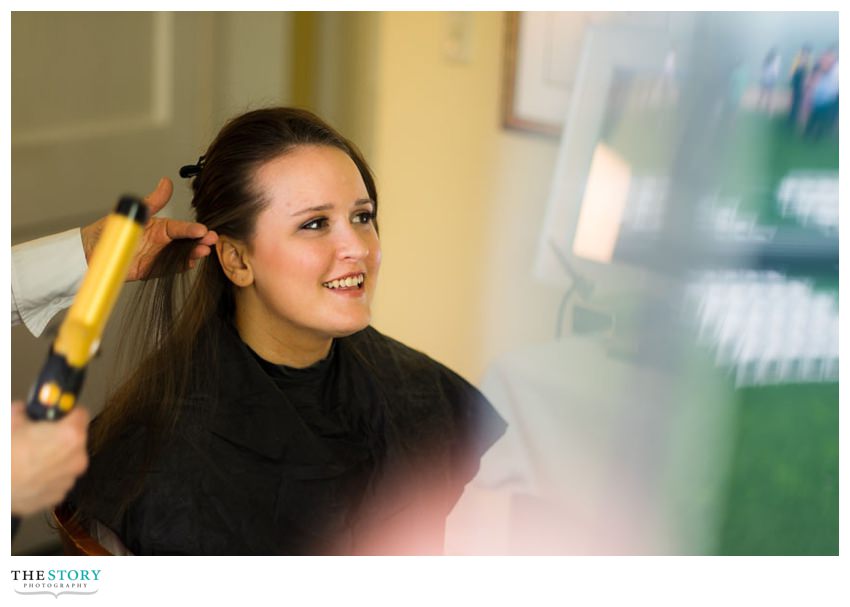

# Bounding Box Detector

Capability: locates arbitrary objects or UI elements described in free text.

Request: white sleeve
[11,228,88,338]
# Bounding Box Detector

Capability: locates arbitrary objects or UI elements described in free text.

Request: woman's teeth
[323,274,365,289]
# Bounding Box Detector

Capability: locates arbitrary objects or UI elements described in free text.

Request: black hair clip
[179,155,206,179]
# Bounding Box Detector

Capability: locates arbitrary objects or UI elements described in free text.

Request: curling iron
[25,196,149,420]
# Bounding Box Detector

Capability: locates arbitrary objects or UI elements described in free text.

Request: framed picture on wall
[502,12,603,136]
[502,11,671,136]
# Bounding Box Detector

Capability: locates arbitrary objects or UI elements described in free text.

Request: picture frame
[502,11,672,137]
[502,12,606,137]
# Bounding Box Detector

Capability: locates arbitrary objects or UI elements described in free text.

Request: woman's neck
[234,302,332,369]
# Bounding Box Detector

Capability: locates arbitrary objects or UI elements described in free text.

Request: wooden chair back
[52,503,113,556]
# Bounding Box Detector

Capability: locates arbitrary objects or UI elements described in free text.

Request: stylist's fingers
[198,229,218,246]
[62,405,90,431]
[189,245,211,261]
[53,408,90,475]
[188,230,219,260]
[143,177,174,216]
[53,407,89,448]
[162,218,209,241]
[11,400,25,430]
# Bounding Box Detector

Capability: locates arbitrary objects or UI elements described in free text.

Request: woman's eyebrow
[290,203,333,217]
[290,198,374,217]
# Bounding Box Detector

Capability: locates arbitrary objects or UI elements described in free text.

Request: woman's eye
[353,211,375,225]
[300,217,328,230]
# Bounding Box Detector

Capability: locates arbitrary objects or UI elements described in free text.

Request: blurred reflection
[757,47,782,114]
[448,12,837,555]
[686,270,838,387]
[777,171,838,229]
[802,46,839,139]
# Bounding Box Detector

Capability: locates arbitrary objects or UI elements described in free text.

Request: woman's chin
[325,316,371,338]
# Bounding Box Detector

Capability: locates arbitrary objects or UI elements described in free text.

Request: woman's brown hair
[73,107,379,519]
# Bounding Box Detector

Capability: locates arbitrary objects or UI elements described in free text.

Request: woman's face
[242,145,381,345]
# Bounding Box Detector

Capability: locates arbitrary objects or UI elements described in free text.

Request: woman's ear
[216,236,254,287]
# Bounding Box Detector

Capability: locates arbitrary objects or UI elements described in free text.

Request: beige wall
[343,12,564,382]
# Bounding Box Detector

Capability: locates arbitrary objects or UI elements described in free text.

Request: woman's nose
[336,225,369,261]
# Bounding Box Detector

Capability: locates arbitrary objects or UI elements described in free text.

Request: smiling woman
[226,145,382,367]
[66,107,506,555]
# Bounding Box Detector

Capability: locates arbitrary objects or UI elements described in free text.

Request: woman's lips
[322,272,366,296]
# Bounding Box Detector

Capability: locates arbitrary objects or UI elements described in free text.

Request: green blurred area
[718,112,839,227]
[604,96,839,228]
[716,115,837,555]
[604,94,838,554]
[717,383,838,555]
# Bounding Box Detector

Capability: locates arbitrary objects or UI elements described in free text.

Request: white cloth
[446,336,736,555]
[11,228,88,337]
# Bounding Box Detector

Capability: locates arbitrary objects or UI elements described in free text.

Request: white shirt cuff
[11,228,88,338]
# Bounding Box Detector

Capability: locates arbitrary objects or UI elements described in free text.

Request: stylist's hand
[80,177,219,281]
[10,401,90,517]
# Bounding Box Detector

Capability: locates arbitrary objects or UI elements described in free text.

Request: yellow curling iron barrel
[26,196,149,420]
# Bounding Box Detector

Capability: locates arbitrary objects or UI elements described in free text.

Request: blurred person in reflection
[787,44,812,129]
[799,47,836,132]
[757,48,781,114]
[68,107,506,555]
[10,180,218,533]
[804,47,839,140]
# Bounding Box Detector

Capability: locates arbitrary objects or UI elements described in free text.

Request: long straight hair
[75,107,380,519]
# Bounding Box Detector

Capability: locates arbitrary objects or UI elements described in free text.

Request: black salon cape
[69,322,506,555]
